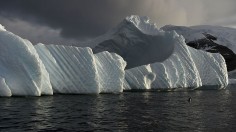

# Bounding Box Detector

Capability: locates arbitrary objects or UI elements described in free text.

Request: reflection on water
[0,87,236,131]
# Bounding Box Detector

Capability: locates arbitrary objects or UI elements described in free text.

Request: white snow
[0,77,12,97]
[161,25,236,54]
[0,15,230,96]
[161,24,236,85]
[0,28,53,96]
[124,16,228,90]
[93,15,175,69]
[95,52,126,93]
[125,64,156,90]
[0,24,6,31]
[35,44,99,94]
[126,15,160,35]
[35,44,126,94]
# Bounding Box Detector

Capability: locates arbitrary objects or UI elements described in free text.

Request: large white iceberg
[0,24,126,96]
[161,24,236,82]
[93,15,228,90]
[0,15,230,97]
[125,35,228,90]
[35,44,126,94]
[0,27,53,96]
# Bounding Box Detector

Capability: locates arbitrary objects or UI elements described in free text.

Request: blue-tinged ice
[0,28,53,96]
[35,44,126,94]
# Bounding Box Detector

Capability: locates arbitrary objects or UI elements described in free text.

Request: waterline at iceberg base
[0,16,229,97]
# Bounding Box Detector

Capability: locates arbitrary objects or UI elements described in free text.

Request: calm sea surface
[1,86,236,131]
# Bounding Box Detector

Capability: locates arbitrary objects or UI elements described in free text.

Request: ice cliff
[0,16,230,97]
[94,15,228,90]
[0,24,126,96]
[35,44,126,94]
[0,26,53,96]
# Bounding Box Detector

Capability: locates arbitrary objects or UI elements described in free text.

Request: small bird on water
[188,97,192,103]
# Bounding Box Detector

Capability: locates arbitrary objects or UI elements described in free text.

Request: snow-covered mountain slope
[35,44,126,94]
[161,25,236,52]
[93,15,228,89]
[161,25,236,71]
[0,27,53,97]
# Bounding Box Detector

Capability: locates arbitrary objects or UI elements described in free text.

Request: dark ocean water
[1,86,236,132]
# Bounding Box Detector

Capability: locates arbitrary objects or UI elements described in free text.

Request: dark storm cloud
[0,0,145,39]
[0,0,205,39]
[0,0,236,45]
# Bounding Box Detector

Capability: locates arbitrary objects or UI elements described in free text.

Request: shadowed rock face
[187,33,236,71]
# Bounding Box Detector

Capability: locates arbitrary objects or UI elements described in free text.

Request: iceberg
[35,44,99,94]
[0,24,126,96]
[161,25,236,72]
[93,16,174,69]
[125,34,228,89]
[0,28,53,96]
[35,44,126,94]
[0,15,230,97]
[125,38,228,90]
[94,15,228,90]
[161,25,236,54]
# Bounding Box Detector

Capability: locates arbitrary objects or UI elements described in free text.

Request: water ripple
[0,88,236,131]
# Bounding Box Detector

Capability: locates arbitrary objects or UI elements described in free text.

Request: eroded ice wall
[123,16,228,90]
[95,52,126,93]
[35,44,126,94]
[0,28,53,96]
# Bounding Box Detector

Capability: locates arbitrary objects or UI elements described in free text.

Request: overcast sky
[0,0,236,46]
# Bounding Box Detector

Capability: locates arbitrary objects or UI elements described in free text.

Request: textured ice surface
[92,15,228,89]
[125,35,228,89]
[35,44,126,94]
[122,16,228,90]
[0,29,53,96]
[35,44,99,94]
[0,15,230,96]
[0,77,12,97]
[189,48,228,88]
[95,52,126,93]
